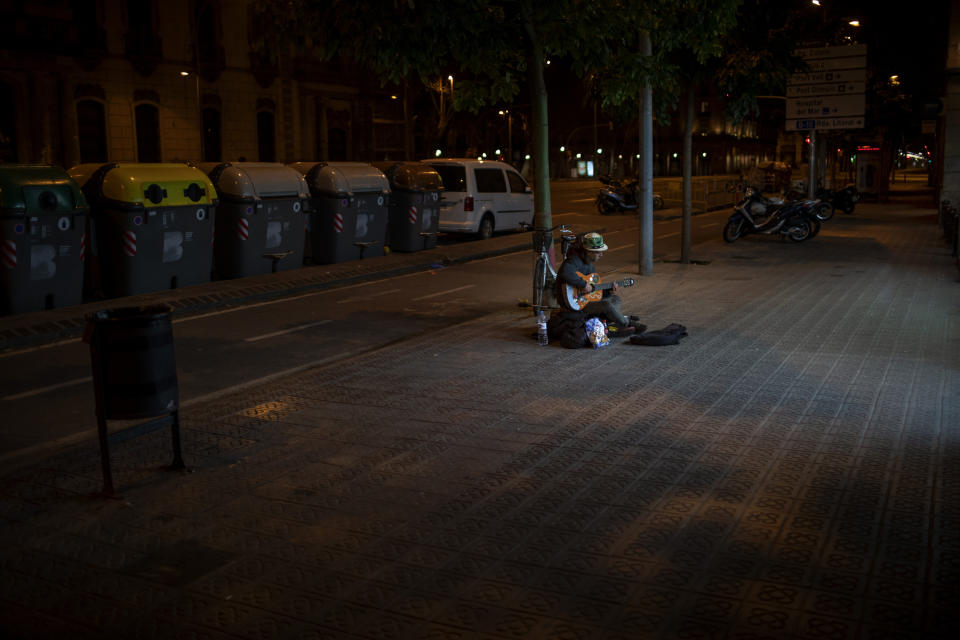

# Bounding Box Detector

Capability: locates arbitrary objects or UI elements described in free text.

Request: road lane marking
[608,243,635,253]
[412,284,475,301]
[2,376,92,402]
[702,222,721,228]
[553,212,578,217]
[570,197,595,203]
[245,319,332,342]
[336,288,401,305]
[658,231,680,239]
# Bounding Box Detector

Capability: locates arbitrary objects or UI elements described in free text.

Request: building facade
[0,0,405,168]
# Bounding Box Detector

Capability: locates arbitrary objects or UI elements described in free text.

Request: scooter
[722,187,819,243]
[595,175,664,214]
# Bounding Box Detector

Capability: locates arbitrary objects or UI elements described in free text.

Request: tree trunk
[682,79,694,264]
[638,31,654,276]
[524,11,552,231]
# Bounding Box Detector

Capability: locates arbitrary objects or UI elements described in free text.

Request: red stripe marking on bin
[408,206,418,224]
[333,212,344,233]
[237,218,249,241]
[80,233,86,262]
[123,230,137,257]
[1,240,15,269]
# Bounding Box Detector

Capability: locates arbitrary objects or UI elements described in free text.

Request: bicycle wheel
[533,255,550,313]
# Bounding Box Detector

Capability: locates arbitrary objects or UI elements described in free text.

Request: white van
[424,159,533,239]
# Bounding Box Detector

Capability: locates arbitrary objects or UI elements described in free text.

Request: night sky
[827,0,950,102]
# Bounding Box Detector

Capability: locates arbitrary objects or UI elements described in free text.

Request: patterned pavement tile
[2,205,960,638]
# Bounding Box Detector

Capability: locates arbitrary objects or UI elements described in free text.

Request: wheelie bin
[372,162,443,252]
[206,162,309,278]
[0,165,88,314]
[289,162,390,264]
[70,163,217,298]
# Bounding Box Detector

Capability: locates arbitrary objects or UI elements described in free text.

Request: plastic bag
[585,317,609,349]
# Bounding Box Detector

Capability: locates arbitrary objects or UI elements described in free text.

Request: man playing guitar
[556,232,644,333]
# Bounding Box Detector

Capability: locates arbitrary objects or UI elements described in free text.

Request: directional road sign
[786,44,866,131]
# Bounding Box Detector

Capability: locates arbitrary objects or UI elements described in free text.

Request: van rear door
[473,167,513,229]
[430,164,471,229]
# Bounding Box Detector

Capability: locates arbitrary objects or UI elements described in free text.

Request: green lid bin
[290,162,390,264]
[70,163,217,298]
[206,162,309,278]
[372,162,443,252]
[0,165,88,314]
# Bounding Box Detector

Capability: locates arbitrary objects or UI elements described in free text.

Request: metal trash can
[0,165,88,314]
[84,304,185,496]
[206,162,309,278]
[70,163,217,298]
[290,162,390,264]
[372,162,443,252]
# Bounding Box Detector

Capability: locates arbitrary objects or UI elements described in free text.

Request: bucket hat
[582,232,608,252]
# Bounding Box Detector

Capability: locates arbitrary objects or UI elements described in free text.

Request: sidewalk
[1,201,958,639]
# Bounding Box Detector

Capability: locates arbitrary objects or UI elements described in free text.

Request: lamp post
[181,70,202,160]
[499,109,512,165]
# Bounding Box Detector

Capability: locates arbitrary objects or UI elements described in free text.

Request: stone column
[941,0,960,205]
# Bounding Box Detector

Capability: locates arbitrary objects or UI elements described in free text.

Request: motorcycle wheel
[653,194,664,210]
[842,203,855,214]
[723,218,744,243]
[808,216,822,238]
[785,217,812,243]
[815,202,834,221]
[596,196,618,215]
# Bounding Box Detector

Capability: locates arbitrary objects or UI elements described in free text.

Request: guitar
[560,271,636,311]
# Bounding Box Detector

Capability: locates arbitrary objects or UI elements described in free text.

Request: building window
[0,81,17,163]
[76,99,107,163]
[257,111,275,162]
[135,103,161,162]
[328,127,347,161]
[202,107,221,162]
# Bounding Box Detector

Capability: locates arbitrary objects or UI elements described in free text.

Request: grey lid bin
[0,165,89,315]
[69,163,218,299]
[291,162,391,264]
[372,162,443,252]
[207,162,309,278]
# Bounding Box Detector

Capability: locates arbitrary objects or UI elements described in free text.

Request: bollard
[84,304,186,497]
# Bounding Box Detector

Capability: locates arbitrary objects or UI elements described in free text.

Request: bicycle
[531,223,577,315]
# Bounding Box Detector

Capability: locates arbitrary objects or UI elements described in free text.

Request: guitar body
[561,271,636,311]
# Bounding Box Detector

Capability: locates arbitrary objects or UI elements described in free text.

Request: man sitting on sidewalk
[555,232,644,334]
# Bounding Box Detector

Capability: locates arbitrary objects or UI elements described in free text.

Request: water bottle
[537,310,548,346]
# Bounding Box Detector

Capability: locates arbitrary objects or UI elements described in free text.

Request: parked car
[424,158,533,239]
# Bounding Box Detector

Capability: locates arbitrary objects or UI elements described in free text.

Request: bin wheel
[478,214,495,240]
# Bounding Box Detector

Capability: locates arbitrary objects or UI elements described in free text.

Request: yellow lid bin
[68,163,218,299]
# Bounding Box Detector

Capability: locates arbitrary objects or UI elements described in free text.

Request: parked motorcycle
[764,192,834,223]
[722,187,820,243]
[816,184,860,214]
[596,175,664,214]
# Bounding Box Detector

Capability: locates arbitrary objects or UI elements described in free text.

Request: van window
[474,168,506,193]
[507,171,527,193]
[430,164,466,192]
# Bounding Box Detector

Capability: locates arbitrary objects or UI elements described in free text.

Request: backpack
[548,310,589,349]
[628,323,688,346]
